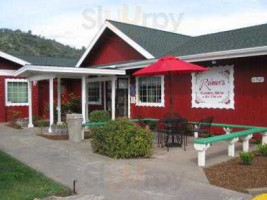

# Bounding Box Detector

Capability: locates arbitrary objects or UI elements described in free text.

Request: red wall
[130,56,267,132]
[82,29,145,67]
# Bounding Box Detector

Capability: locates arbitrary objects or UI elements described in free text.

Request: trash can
[66,114,84,142]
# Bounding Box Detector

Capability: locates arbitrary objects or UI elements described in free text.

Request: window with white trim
[88,82,101,104]
[5,79,28,106]
[136,76,164,107]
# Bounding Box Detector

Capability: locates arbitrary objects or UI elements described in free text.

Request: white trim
[0,50,30,66]
[136,75,165,107]
[88,82,102,105]
[28,75,56,82]
[75,21,154,68]
[14,65,126,77]
[100,46,267,70]
[87,76,115,83]
[191,65,235,109]
[5,78,29,106]
[0,70,16,76]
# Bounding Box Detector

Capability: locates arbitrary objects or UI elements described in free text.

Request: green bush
[89,110,111,123]
[91,118,153,159]
[257,144,267,156]
[239,152,254,165]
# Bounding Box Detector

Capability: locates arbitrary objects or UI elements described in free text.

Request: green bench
[82,118,159,128]
[194,127,267,167]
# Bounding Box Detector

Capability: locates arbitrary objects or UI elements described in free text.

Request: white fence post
[223,127,232,134]
[262,132,267,145]
[240,134,253,152]
[228,138,238,157]
[194,143,210,167]
[194,125,199,138]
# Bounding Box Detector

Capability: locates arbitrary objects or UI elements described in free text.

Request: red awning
[133,55,207,76]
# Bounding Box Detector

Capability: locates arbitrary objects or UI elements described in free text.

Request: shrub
[257,144,267,156]
[239,152,254,165]
[91,118,153,159]
[89,110,111,123]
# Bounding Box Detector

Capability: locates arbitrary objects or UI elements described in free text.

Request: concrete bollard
[66,114,84,142]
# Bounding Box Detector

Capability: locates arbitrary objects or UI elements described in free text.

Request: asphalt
[0,124,252,200]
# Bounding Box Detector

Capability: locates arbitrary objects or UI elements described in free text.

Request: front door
[116,78,129,117]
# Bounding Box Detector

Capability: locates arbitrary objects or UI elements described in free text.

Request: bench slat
[194,127,267,145]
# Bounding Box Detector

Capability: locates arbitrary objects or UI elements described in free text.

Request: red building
[1,20,267,130]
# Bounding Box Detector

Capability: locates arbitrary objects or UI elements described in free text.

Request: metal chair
[186,116,214,141]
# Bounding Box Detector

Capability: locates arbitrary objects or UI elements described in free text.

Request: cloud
[1,0,267,48]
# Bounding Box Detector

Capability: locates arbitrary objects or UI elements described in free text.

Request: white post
[262,132,267,145]
[194,143,210,167]
[111,76,116,120]
[57,77,62,125]
[82,75,88,123]
[228,138,238,157]
[103,81,107,111]
[48,78,54,133]
[223,127,232,134]
[241,134,253,152]
[194,125,199,138]
[27,81,34,128]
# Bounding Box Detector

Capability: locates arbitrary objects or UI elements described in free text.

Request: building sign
[192,65,234,109]
[251,77,264,83]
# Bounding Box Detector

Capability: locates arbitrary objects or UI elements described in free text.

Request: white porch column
[48,78,54,133]
[57,77,62,124]
[82,75,88,123]
[103,81,107,111]
[27,81,34,128]
[111,76,116,120]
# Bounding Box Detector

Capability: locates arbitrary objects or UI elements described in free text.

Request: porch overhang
[14,65,125,133]
[14,65,126,78]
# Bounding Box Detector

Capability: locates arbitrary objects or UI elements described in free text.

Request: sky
[1,0,267,49]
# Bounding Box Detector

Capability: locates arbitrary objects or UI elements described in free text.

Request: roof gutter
[99,46,267,70]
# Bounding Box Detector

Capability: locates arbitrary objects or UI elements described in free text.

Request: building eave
[0,50,30,66]
[98,46,267,70]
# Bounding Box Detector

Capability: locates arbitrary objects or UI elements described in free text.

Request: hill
[0,29,85,59]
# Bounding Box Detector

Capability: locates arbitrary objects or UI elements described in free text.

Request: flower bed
[204,151,267,192]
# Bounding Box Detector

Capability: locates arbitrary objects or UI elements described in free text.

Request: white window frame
[88,82,102,105]
[136,75,165,107]
[5,79,29,106]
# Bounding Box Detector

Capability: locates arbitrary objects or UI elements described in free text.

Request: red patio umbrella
[133,55,208,117]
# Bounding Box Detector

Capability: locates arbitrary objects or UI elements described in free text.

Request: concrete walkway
[0,124,252,200]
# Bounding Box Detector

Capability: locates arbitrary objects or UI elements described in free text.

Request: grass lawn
[0,150,72,200]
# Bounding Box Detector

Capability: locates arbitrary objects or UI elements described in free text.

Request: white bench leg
[194,144,210,167]
[223,127,232,135]
[228,138,238,157]
[194,125,199,138]
[262,132,267,145]
[241,134,252,152]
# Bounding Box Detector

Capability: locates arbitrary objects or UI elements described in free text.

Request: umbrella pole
[169,72,173,119]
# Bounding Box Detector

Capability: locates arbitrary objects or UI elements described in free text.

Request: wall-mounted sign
[130,97,136,104]
[251,77,264,83]
[130,85,136,96]
[192,65,234,109]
